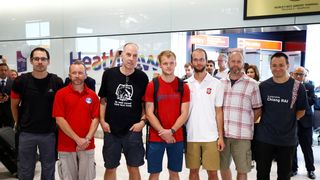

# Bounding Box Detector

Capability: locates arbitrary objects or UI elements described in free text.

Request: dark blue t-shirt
[254,77,307,146]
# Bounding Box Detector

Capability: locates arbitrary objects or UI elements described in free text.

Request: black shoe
[290,171,297,177]
[308,171,316,179]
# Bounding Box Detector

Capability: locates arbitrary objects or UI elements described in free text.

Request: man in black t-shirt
[98,43,149,179]
[11,47,63,180]
[254,52,307,180]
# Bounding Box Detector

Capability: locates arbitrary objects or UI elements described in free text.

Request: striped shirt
[221,73,262,140]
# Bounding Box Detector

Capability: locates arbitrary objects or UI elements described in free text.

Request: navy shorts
[147,142,184,174]
[102,131,145,169]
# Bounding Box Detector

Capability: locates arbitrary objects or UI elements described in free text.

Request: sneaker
[290,171,297,177]
[308,171,316,179]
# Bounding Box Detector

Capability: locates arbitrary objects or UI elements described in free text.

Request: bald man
[291,66,316,179]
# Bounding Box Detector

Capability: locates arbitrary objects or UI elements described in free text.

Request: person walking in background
[291,66,316,179]
[186,48,224,180]
[254,52,308,180]
[53,60,100,180]
[11,47,64,180]
[145,50,190,180]
[220,51,262,180]
[98,43,149,180]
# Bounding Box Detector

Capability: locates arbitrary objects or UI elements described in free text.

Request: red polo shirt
[52,84,99,152]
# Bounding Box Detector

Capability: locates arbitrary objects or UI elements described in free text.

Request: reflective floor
[1,134,319,180]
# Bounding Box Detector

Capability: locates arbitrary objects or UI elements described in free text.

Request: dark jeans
[18,132,56,180]
[292,124,315,172]
[255,140,295,180]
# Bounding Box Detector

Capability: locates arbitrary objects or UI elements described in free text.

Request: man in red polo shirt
[52,60,100,180]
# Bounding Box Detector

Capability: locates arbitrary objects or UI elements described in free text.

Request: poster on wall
[16,51,27,72]
[244,0,320,19]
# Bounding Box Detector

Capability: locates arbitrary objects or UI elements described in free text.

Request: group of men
[3,42,315,180]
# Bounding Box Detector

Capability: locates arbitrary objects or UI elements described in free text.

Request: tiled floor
[1,133,319,179]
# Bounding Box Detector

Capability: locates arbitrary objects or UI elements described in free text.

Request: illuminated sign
[237,38,282,51]
[70,49,160,72]
[244,0,320,19]
[191,35,229,47]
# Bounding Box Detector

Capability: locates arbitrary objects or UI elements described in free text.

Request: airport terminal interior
[1,0,320,179]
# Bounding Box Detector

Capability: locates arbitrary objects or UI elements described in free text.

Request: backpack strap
[290,80,300,109]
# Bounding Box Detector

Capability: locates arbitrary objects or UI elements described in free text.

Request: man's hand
[100,121,111,133]
[0,94,8,103]
[75,137,90,151]
[217,137,225,151]
[158,129,176,144]
[129,121,145,132]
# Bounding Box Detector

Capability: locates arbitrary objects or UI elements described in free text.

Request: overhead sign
[237,38,282,51]
[191,35,229,47]
[244,0,320,19]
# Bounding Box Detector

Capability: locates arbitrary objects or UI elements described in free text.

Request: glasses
[293,73,305,77]
[32,57,48,61]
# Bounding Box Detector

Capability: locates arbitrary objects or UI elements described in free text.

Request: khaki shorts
[58,149,96,180]
[220,138,252,173]
[186,141,220,170]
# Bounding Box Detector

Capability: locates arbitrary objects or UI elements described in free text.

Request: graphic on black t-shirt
[115,84,133,107]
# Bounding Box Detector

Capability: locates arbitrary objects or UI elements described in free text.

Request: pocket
[246,150,252,167]
[128,131,142,143]
[86,150,96,179]
[57,160,64,180]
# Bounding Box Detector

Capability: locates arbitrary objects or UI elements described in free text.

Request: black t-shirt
[12,73,63,133]
[98,67,149,137]
[254,77,307,146]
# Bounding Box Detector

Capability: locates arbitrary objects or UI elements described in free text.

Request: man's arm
[11,98,20,128]
[145,102,163,132]
[99,97,110,132]
[129,102,146,132]
[215,106,224,151]
[85,117,99,140]
[56,117,89,150]
[253,108,262,123]
[296,110,305,120]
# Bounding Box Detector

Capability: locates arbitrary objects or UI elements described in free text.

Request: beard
[194,66,206,73]
[230,67,242,74]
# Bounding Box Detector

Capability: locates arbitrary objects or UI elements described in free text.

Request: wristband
[141,119,147,124]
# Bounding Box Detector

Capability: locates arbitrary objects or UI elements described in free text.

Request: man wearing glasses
[291,66,316,179]
[11,47,63,180]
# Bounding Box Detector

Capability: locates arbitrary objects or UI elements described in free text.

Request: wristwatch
[170,128,176,134]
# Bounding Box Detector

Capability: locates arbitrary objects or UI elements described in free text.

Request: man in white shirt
[186,48,225,180]
[214,53,229,79]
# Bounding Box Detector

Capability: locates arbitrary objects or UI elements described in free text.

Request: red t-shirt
[144,76,190,142]
[52,84,100,152]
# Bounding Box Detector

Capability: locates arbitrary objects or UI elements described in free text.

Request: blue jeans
[18,132,56,180]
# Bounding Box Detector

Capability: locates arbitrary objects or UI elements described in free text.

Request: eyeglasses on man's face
[293,73,305,77]
[31,57,49,62]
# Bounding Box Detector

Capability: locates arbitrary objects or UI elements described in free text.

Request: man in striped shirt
[220,51,262,180]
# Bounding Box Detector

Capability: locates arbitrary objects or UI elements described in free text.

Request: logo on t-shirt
[267,95,288,104]
[114,84,133,107]
[207,88,212,94]
[85,97,92,104]
[115,84,133,100]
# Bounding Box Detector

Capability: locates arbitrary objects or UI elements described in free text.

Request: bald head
[293,66,306,82]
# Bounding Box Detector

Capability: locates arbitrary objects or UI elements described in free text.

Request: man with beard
[220,51,262,180]
[11,47,64,179]
[186,48,225,180]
